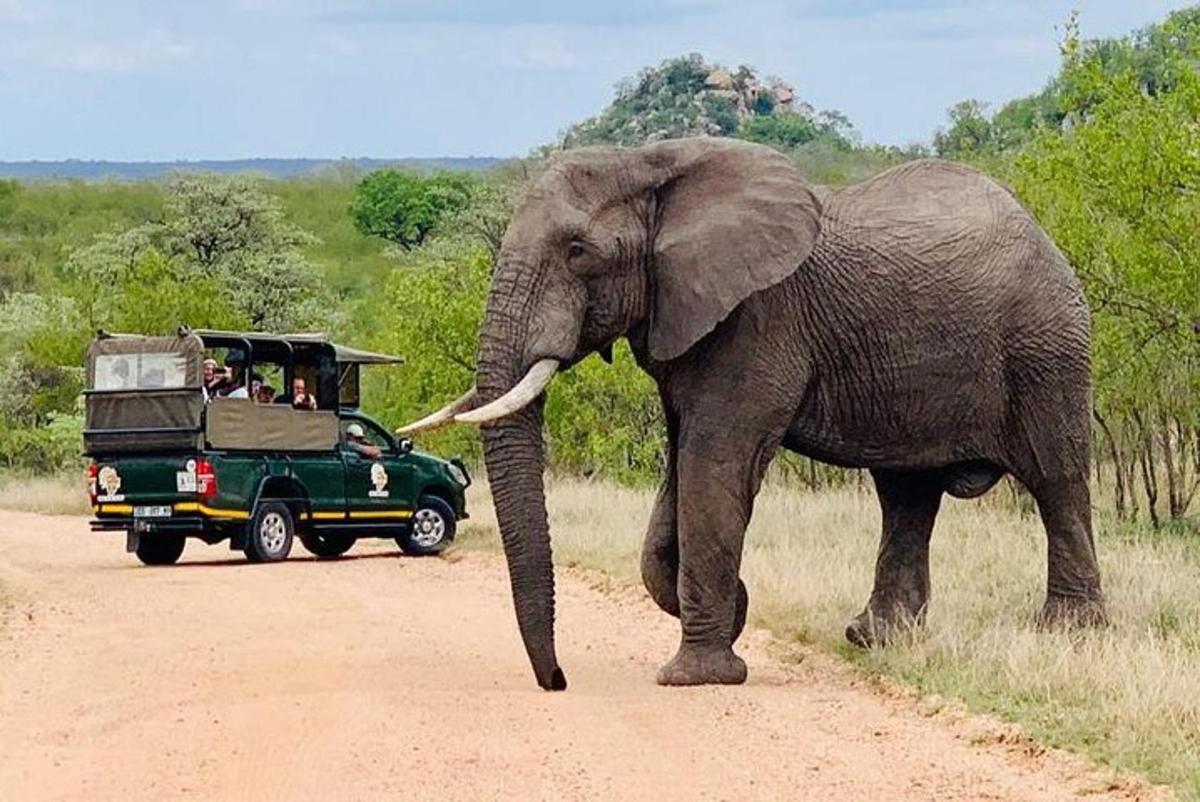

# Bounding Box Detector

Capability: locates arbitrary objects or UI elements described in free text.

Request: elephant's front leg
[656,423,775,686]
[640,411,749,639]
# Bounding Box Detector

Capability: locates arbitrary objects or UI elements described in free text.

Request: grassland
[0,474,89,516]
[458,478,1200,799]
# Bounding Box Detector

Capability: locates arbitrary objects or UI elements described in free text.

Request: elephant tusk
[455,359,559,426]
[396,388,478,434]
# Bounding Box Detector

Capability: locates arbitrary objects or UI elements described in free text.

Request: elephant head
[400,138,822,690]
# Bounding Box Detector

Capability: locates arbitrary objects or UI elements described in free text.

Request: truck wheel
[135,534,186,566]
[245,502,294,563]
[300,531,355,558]
[398,495,455,556]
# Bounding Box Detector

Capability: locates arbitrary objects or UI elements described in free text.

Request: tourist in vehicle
[224,367,250,398]
[255,383,276,404]
[202,358,224,401]
[213,350,248,398]
[344,422,382,459]
[291,376,317,410]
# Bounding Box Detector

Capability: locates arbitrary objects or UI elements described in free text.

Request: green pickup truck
[85,329,469,565]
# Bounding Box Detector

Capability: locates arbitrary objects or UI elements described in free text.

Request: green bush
[0,414,83,474]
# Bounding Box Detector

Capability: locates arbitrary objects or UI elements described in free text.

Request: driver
[344,422,382,460]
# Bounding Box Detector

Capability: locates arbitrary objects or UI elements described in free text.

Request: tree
[740,111,817,148]
[1012,24,1200,524]
[66,174,325,332]
[439,174,522,268]
[351,170,474,251]
[934,7,1200,161]
[933,100,996,158]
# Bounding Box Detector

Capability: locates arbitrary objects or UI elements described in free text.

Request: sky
[0,0,1193,160]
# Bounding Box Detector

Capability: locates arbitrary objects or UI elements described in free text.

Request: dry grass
[0,474,90,516]
[459,477,1200,800]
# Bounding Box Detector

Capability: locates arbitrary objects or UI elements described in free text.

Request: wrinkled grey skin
[473,138,1105,691]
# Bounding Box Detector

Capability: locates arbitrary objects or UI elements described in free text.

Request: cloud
[0,0,1193,159]
[499,32,578,71]
[315,0,717,27]
[29,30,194,73]
[0,0,32,24]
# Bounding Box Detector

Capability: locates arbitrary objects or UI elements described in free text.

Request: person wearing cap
[344,422,382,459]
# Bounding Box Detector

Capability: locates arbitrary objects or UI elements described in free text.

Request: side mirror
[396,437,413,455]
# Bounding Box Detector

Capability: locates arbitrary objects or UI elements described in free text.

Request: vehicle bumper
[90,515,208,535]
[90,501,249,543]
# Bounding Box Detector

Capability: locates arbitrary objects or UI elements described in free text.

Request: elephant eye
[567,242,586,260]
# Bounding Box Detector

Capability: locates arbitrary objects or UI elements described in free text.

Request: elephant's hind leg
[641,467,682,618]
[1028,476,1106,628]
[846,469,943,648]
[1005,362,1106,628]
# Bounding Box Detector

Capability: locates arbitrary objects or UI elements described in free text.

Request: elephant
[400,137,1106,691]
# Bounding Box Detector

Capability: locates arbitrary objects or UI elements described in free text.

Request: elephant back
[820,159,1036,271]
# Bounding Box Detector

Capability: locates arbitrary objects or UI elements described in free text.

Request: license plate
[133,505,172,519]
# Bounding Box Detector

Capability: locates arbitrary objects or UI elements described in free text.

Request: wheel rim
[412,508,446,548]
[259,511,288,555]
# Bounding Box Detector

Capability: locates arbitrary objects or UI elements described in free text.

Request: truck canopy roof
[190,329,403,366]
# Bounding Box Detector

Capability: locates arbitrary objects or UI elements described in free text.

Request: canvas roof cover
[84,333,206,454]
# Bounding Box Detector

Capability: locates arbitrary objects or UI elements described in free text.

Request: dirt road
[0,512,1160,802]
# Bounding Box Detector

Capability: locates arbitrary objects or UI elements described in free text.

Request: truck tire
[245,502,294,563]
[135,533,186,566]
[397,495,455,556]
[300,531,355,558]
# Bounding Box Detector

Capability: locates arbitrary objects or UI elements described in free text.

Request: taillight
[86,462,98,504]
[195,459,218,500]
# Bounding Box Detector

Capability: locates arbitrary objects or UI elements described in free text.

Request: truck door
[340,417,415,525]
[287,451,346,521]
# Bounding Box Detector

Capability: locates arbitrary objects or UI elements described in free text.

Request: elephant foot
[656,645,747,686]
[844,601,926,649]
[1035,593,1107,630]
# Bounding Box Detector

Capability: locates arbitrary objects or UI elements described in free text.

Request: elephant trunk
[476,261,567,692]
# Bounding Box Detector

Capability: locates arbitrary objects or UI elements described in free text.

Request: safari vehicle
[85,328,469,565]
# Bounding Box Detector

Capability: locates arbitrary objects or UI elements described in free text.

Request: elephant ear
[643,138,822,362]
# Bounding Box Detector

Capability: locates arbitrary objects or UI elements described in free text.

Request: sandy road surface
[0,512,1162,802]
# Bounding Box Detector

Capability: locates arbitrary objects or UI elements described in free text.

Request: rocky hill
[561,54,810,148]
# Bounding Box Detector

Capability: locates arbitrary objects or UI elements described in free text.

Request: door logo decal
[369,463,390,498]
[97,466,125,502]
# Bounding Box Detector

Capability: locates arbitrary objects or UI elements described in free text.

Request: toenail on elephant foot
[844,605,924,649]
[656,646,748,686]
[731,580,749,644]
[1035,593,1108,630]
